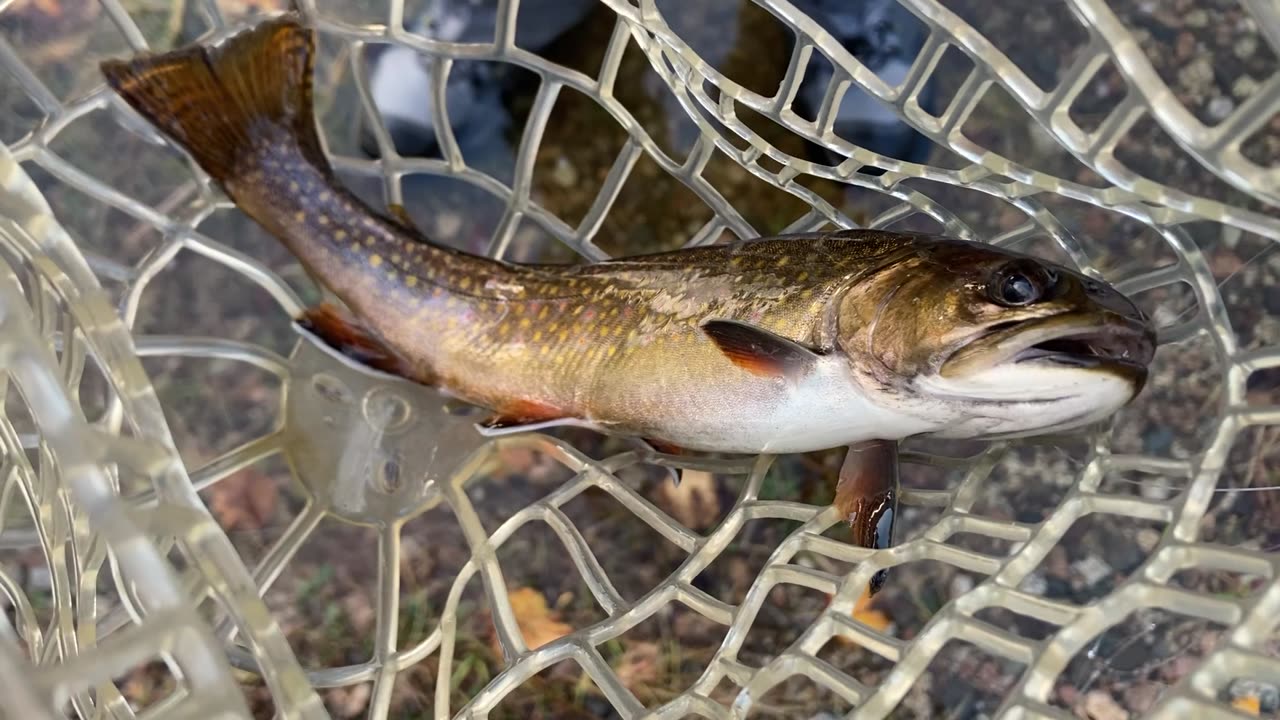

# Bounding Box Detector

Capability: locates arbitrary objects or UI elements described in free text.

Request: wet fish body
[100,16,1156,457]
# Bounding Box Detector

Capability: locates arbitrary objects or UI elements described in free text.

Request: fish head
[835,237,1156,438]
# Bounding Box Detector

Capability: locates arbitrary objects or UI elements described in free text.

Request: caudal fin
[100,14,327,187]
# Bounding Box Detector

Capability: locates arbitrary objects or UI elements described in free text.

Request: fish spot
[519,318,531,329]
[796,271,809,282]
[405,276,418,287]
[370,254,384,267]
[319,191,332,202]
[289,181,300,192]
[459,277,472,290]
[776,256,790,267]
[318,215,330,226]
[391,253,402,263]
[335,230,347,241]
[294,211,306,222]
[365,236,377,247]
[532,330,543,341]
[607,346,617,357]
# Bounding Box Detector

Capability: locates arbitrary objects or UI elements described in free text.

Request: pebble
[1207,96,1234,122]
[1184,9,1208,28]
[1137,527,1162,552]
[1022,572,1049,595]
[435,211,463,239]
[1177,57,1215,99]
[1072,555,1113,587]
[1140,477,1173,501]
[1233,75,1260,100]
[1084,690,1130,720]
[551,156,578,188]
[1234,35,1258,61]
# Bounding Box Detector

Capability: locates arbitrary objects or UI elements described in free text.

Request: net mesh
[0,0,1277,718]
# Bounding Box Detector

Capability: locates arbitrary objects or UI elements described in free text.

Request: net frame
[0,0,1274,718]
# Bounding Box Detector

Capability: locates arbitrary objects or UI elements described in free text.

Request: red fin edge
[482,398,567,428]
[297,303,414,379]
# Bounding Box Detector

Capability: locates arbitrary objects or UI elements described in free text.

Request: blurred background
[0,0,1277,718]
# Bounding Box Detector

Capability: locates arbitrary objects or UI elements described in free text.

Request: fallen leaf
[828,585,892,647]
[659,470,720,529]
[207,467,278,532]
[1083,690,1129,720]
[852,585,891,633]
[496,587,572,655]
[1232,695,1261,716]
[613,642,660,692]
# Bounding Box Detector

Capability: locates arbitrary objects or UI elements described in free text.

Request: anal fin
[296,303,416,380]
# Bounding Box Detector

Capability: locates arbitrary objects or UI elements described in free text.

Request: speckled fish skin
[100,15,1157,455]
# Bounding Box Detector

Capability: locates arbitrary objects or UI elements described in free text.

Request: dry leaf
[828,585,892,647]
[1232,695,1261,716]
[496,587,572,654]
[614,642,660,692]
[852,586,891,632]
[660,470,720,529]
[1083,690,1129,720]
[207,467,278,532]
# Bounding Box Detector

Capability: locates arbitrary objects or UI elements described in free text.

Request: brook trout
[101,15,1155,592]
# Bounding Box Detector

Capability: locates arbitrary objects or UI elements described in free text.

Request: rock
[1234,35,1258,60]
[1177,58,1215,100]
[551,156,578,188]
[1084,690,1130,720]
[435,211,463,239]
[1123,683,1162,714]
[1175,32,1196,61]
[1072,555,1113,587]
[1022,572,1048,595]
[1207,96,1234,122]
[1231,75,1260,101]
[1137,527,1163,552]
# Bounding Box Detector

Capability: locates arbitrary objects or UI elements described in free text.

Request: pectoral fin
[296,303,417,380]
[834,439,900,596]
[700,319,824,378]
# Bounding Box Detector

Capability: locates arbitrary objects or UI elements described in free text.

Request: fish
[100,14,1156,593]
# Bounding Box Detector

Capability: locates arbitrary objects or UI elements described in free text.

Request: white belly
[650,356,938,454]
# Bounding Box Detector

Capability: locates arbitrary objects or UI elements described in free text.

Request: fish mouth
[942,313,1156,389]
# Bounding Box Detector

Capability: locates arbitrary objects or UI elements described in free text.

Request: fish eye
[989,264,1043,307]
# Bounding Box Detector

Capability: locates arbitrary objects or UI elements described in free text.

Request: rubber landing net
[0,0,1276,718]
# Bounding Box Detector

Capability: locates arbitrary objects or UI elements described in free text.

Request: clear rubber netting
[0,0,1276,718]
